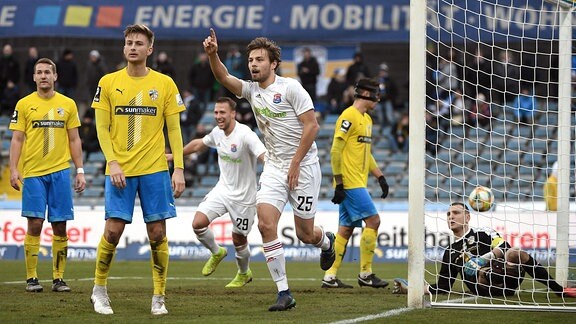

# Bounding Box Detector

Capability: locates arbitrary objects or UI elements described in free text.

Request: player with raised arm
[203,28,335,311]
[89,24,186,315]
[9,57,86,293]
[322,78,390,289]
[169,97,266,287]
[392,202,576,298]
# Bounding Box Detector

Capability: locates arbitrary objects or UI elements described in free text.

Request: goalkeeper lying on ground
[393,202,576,298]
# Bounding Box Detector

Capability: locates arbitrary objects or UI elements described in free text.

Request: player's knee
[232,234,247,247]
[364,214,380,229]
[257,220,275,236]
[505,247,523,263]
[104,230,122,245]
[192,213,210,230]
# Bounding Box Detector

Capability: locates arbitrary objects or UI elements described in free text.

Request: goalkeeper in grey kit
[393,202,576,298]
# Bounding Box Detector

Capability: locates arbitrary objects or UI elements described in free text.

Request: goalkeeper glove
[463,257,487,277]
[378,176,389,199]
[392,278,408,294]
[331,184,345,204]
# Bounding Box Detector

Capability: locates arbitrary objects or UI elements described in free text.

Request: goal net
[408,0,576,311]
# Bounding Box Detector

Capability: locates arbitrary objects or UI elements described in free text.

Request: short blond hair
[124,24,154,46]
[34,58,57,74]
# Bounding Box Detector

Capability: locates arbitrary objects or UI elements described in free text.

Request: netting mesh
[422,0,576,310]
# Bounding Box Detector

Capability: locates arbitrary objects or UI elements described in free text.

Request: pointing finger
[210,28,216,41]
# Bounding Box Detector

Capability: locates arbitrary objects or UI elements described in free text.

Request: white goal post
[409,0,575,311]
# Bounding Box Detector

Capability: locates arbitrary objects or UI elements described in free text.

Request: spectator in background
[0,44,20,103]
[434,55,460,101]
[468,93,491,128]
[450,88,465,126]
[492,50,520,104]
[183,123,211,185]
[509,85,536,124]
[85,50,108,103]
[224,45,247,80]
[153,51,175,78]
[297,47,320,101]
[326,68,348,115]
[188,52,216,110]
[464,47,492,100]
[235,99,257,130]
[79,111,100,162]
[24,47,39,94]
[389,113,409,153]
[56,49,79,99]
[375,63,398,130]
[180,89,204,142]
[345,52,370,86]
[544,161,558,211]
[0,80,19,116]
[425,112,439,157]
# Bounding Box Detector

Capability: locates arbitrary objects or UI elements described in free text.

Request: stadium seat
[82,188,103,198]
[88,152,106,163]
[324,114,339,124]
[392,187,409,199]
[384,162,406,174]
[191,188,211,198]
[91,176,106,187]
[200,176,218,187]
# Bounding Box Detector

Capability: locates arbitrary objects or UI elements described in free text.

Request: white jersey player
[170,97,265,288]
[203,28,336,311]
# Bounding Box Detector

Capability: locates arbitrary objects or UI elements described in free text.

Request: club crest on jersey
[273,93,282,104]
[149,88,159,101]
[57,107,64,117]
[231,144,237,152]
[466,236,475,247]
[340,120,352,133]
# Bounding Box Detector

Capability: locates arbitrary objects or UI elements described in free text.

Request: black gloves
[331,184,345,204]
[378,175,389,199]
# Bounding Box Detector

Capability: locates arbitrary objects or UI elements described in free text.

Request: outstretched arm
[203,28,243,97]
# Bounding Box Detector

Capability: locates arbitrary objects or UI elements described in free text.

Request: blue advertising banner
[0,0,570,42]
[1,244,573,265]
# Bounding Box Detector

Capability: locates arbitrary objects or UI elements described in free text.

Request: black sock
[524,255,563,293]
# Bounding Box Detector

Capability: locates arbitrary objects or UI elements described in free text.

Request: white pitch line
[1,276,351,285]
[328,307,413,324]
[327,293,479,323]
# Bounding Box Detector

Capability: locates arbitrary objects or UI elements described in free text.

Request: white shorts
[257,162,321,219]
[196,190,256,236]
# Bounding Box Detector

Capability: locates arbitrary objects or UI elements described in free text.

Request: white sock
[263,239,288,292]
[195,227,220,254]
[93,284,107,295]
[314,226,331,250]
[235,243,250,274]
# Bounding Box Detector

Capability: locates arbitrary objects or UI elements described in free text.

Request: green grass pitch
[0,260,574,323]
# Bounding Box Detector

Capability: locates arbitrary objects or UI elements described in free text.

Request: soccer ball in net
[468,186,494,212]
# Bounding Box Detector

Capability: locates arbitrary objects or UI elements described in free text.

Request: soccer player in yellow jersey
[89,24,185,316]
[322,78,391,289]
[9,58,86,293]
